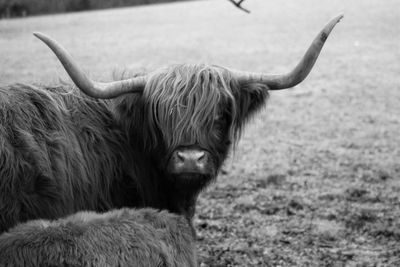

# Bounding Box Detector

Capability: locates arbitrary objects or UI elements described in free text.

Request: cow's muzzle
[167,147,213,176]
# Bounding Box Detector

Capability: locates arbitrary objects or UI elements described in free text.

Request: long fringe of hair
[143,64,240,151]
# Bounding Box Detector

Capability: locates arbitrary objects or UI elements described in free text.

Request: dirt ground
[1,0,399,266]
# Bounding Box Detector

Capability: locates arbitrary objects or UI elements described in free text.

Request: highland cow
[0,14,342,257]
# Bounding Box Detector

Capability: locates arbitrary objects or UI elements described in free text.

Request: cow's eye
[213,117,231,141]
[214,115,226,128]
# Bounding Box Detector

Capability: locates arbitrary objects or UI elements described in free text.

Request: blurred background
[0,0,185,18]
[0,0,399,266]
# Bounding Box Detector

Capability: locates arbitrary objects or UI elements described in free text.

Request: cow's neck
[159,173,212,220]
[164,183,199,219]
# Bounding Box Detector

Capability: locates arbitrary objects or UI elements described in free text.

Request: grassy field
[1,0,400,266]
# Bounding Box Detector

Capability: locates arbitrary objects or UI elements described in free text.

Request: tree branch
[227,0,250,13]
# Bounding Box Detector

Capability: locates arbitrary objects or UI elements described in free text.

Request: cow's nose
[169,149,210,174]
[176,150,205,164]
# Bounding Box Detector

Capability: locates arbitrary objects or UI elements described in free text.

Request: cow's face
[142,64,268,186]
[161,98,234,181]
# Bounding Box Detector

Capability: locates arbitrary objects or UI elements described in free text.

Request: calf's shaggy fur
[0,208,196,267]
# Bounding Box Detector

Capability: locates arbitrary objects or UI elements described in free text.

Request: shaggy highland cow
[0,208,196,267]
[0,15,342,264]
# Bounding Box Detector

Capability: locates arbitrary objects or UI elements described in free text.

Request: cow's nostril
[196,151,205,162]
[177,151,186,162]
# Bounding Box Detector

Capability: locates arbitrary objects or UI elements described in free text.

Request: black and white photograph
[0,0,398,266]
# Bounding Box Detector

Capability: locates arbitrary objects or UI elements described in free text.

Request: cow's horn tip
[33,32,48,41]
[334,14,344,23]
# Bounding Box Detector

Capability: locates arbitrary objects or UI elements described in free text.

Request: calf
[0,208,196,267]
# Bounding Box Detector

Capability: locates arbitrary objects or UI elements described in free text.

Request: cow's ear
[235,82,269,122]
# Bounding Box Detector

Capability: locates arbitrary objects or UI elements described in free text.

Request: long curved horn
[232,14,343,90]
[34,32,146,98]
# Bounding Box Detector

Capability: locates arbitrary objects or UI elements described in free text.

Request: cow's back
[0,84,128,233]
